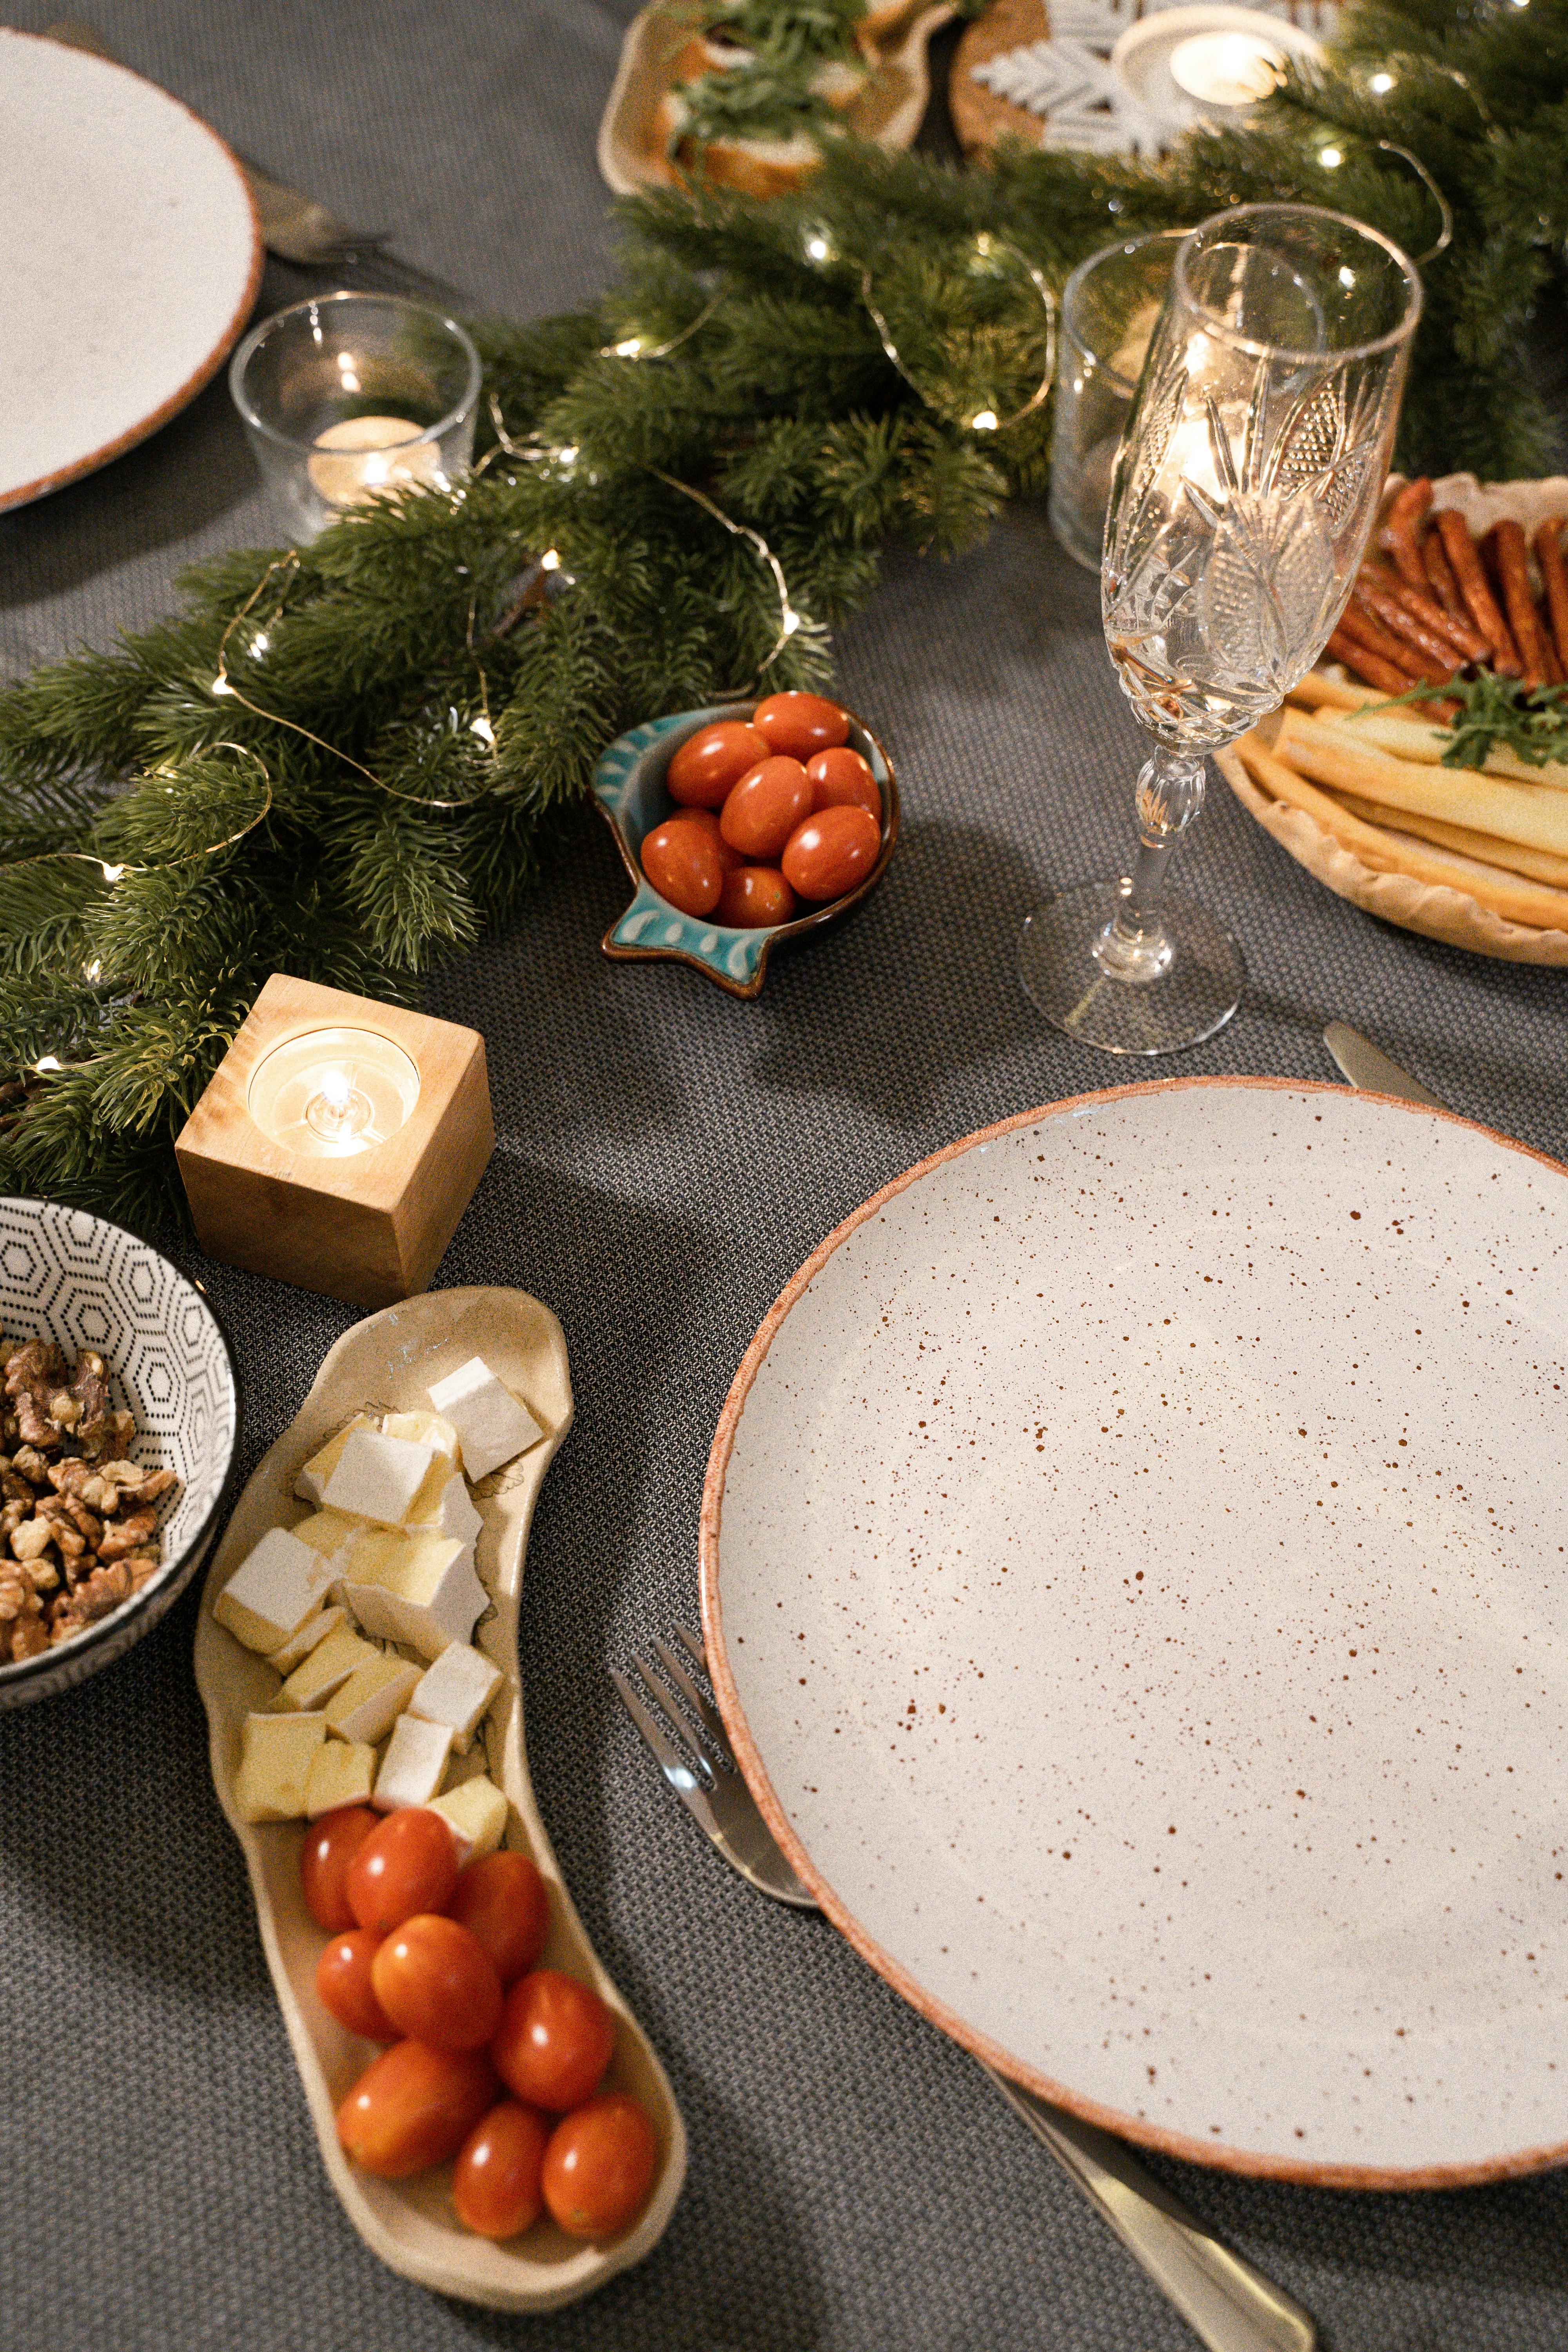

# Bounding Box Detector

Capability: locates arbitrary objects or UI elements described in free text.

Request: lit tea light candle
[1169,27,1287,107]
[245,1027,422,1158]
[307,416,443,510]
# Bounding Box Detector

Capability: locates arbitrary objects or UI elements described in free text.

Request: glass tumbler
[1022,202,1422,1056]
[229,292,481,542]
[1049,229,1189,572]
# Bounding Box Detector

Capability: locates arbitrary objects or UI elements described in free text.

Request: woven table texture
[3,4,1568,2347]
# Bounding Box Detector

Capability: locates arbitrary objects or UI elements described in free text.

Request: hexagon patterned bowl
[0,1198,241,1709]
[591,700,899,998]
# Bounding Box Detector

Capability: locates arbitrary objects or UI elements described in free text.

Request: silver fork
[615,1627,1316,2352]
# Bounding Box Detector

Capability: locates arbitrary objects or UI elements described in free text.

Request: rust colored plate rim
[699,1072,1568,2190]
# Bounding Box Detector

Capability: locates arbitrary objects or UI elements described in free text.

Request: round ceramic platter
[701,1078,1568,2186]
[0,30,261,512]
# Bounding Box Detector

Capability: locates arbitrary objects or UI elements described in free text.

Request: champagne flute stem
[1094,746,1207,985]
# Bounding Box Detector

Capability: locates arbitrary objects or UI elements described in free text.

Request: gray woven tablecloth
[5,5,1568,2345]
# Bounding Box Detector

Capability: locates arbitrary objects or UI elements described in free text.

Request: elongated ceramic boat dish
[195,1286,686,2310]
[701,1077,1568,2189]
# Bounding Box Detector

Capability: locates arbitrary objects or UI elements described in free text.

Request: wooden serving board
[193,1287,686,2312]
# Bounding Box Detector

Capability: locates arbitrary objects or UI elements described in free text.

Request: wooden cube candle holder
[175,976,494,1308]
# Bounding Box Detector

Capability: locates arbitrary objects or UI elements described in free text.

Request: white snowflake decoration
[971,0,1339,159]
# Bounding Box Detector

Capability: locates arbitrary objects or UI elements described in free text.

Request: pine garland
[4,0,1567,1228]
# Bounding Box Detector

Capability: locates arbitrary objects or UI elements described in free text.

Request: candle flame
[319,1068,353,1112]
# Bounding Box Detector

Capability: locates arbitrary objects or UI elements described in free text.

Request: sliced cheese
[212,1527,334,1655]
[294,1413,374,1505]
[305,1737,376,1818]
[268,1604,346,1676]
[234,1711,325,1822]
[373,1713,454,1810]
[322,1428,439,1526]
[341,1527,487,1661]
[325,1654,421,1744]
[425,1775,509,1861]
[427,1356,542,1482]
[409,1641,502,1754]
[274,1624,378,1713]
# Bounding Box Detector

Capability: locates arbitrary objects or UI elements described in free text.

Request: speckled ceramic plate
[0,30,261,512]
[701,1078,1568,2186]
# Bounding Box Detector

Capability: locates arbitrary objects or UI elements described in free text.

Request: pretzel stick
[1378,476,1432,593]
[1337,599,1452,686]
[1360,557,1490,662]
[1321,628,1458,714]
[1420,526,1468,623]
[1352,572,1472,671]
[1533,519,1568,678]
[1483,520,1553,689]
[1276,708,1568,854]
[1235,734,1568,928]
[1436,508,1521,673]
[1329,789,1568,886]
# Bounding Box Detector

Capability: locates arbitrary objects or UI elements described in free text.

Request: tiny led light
[470,714,495,746]
[971,409,1000,432]
[1369,70,1394,91]
[804,234,832,263]
[1319,144,1343,167]
[612,337,644,358]
[100,863,127,882]
[540,547,562,570]
[1339,265,1357,288]
[782,607,802,636]
[211,675,235,697]
[35,1055,64,1074]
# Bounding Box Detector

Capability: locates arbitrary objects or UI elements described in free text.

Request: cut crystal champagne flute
[1021,203,1423,1054]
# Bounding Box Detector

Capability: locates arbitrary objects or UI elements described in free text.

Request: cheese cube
[234,1711,325,1822]
[373,1713,454,1810]
[292,1508,363,1563]
[305,1738,376,1818]
[268,1604,346,1676]
[294,1413,374,1505]
[322,1428,439,1526]
[325,1654,421,1744]
[409,1641,503,1754]
[427,1357,542,1482]
[406,1469,481,1550]
[382,1409,460,1464]
[341,1528,487,1661]
[424,1775,510,1861]
[213,1527,334,1655]
[274,1624,378,1713]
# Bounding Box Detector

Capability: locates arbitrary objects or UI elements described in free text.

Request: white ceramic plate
[701,1079,1568,2186]
[195,1287,686,2309]
[0,29,261,512]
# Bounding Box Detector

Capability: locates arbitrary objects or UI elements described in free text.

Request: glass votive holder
[1048,228,1189,573]
[228,292,481,542]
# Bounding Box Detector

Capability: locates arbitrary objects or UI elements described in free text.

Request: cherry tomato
[346,1807,460,1935]
[454,2099,551,2238]
[666,720,769,809]
[669,804,742,874]
[300,1806,381,1934]
[782,803,881,902]
[806,744,880,820]
[640,817,723,918]
[370,1913,504,2052]
[490,1969,615,2112]
[716,865,797,928]
[752,691,850,760]
[336,2040,498,2180]
[720,756,814,861]
[449,1851,550,1985]
[317,1928,399,2042]
[541,2094,659,2239]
